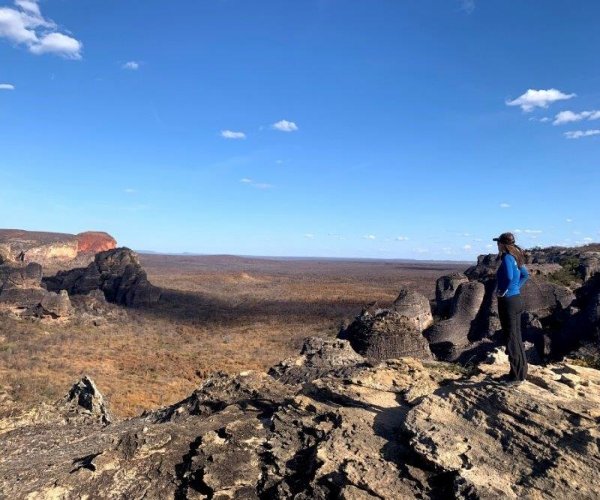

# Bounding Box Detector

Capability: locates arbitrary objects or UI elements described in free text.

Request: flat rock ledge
[0,339,599,499]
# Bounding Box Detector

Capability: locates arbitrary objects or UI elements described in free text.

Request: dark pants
[498,294,528,381]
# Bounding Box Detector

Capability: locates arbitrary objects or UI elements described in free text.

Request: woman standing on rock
[494,232,529,385]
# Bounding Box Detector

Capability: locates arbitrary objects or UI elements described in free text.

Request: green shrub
[548,256,583,287]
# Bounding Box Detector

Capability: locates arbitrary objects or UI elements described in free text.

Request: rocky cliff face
[44,247,162,307]
[0,229,116,269]
[0,338,598,499]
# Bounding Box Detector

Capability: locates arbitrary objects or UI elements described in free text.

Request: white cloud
[539,117,550,123]
[499,202,510,208]
[363,235,376,240]
[14,0,40,16]
[240,178,273,189]
[461,0,475,13]
[566,218,573,223]
[506,89,575,112]
[0,1,82,59]
[272,120,298,132]
[304,233,315,239]
[553,110,600,125]
[221,130,246,140]
[29,32,82,58]
[516,229,542,235]
[463,244,472,251]
[583,237,593,243]
[124,188,136,194]
[395,236,409,241]
[565,129,600,139]
[0,83,15,90]
[122,61,140,70]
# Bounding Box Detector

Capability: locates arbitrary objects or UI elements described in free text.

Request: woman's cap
[493,232,515,245]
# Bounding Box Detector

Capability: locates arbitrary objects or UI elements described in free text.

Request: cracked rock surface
[1,339,599,499]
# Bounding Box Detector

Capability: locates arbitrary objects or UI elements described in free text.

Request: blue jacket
[497,253,529,297]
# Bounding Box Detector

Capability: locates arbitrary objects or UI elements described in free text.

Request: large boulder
[61,376,113,426]
[392,287,433,330]
[0,262,72,318]
[44,248,161,307]
[38,290,73,318]
[579,252,600,281]
[435,273,468,318]
[269,337,366,385]
[425,281,486,360]
[339,309,433,361]
[0,263,43,289]
[0,244,14,265]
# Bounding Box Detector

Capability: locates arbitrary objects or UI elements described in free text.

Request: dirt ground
[0,255,467,417]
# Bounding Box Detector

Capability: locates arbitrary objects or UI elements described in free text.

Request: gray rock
[38,290,73,317]
[0,263,43,289]
[1,346,599,499]
[0,287,48,307]
[339,309,433,361]
[425,281,486,360]
[392,287,433,331]
[61,376,113,425]
[44,248,161,307]
[435,273,468,318]
[269,337,366,385]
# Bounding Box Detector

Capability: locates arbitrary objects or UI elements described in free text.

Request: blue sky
[1,0,599,259]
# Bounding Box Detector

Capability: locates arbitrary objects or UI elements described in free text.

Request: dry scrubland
[0,255,466,417]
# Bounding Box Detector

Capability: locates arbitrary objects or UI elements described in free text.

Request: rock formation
[44,247,161,307]
[435,272,468,318]
[425,281,486,360]
[76,231,118,253]
[269,336,367,384]
[339,308,434,361]
[0,262,73,318]
[1,338,599,499]
[0,229,116,270]
[392,287,434,330]
[62,376,113,426]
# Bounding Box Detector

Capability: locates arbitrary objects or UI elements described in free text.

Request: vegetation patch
[568,356,600,371]
[547,256,583,287]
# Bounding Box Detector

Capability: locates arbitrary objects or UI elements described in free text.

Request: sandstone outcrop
[62,376,113,426]
[424,281,486,360]
[1,338,599,499]
[420,247,600,363]
[0,229,117,270]
[435,272,468,318]
[0,262,73,317]
[44,247,161,307]
[75,231,117,253]
[269,336,367,384]
[392,287,434,330]
[339,309,433,361]
[38,290,74,318]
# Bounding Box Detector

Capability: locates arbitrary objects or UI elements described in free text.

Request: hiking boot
[492,374,525,386]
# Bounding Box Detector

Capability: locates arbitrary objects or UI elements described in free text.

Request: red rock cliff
[76,232,118,253]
